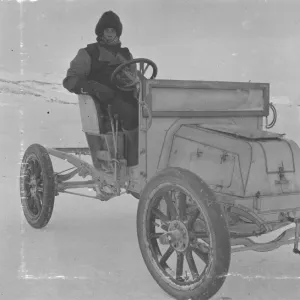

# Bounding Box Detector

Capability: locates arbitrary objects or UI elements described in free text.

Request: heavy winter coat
[62,41,137,100]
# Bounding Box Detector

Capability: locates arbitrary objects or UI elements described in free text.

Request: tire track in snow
[18,98,27,280]
[17,103,87,281]
[226,272,300,280]
[18,0,28,278]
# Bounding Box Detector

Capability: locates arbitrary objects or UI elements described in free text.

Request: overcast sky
[0,0,299,100]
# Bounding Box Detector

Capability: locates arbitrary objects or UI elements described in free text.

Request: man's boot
[123,127,139,181]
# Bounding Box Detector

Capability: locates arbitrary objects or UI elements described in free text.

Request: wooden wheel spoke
[160,246,174,267]
[152,207,169,224]
[33,160,41,178]
[178,192,187,221]
[191,247,209,265]
[28,160,35,172]
[185,249,199,280]
[150,232,164,239]
[24,175,30,185]
[164,192,178,220]
[191,231,209,239]
[176,252,184,280]
[33,194,42,212]
[187,209,200,230]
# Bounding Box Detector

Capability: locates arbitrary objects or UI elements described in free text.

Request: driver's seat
[78,94,125,170]
[78,94,123,134]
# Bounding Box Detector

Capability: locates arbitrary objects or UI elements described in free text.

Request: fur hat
[95,11,123,37]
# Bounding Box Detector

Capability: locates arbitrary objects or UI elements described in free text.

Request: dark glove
[74,79,115,100]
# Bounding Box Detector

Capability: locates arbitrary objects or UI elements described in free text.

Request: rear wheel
[20,144,56,229]
[137,167,231,300]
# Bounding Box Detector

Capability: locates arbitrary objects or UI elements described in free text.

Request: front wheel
[137,167,231,300]
[20,144,56,229]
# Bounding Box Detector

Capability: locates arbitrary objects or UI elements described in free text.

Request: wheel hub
[29,176,37,195]
[159,220,189,252]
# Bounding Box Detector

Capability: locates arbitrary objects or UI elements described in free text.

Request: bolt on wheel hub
[159,220,189,252]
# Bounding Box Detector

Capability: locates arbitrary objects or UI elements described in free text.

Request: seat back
[78,94,112,134]
[78,94,126,171]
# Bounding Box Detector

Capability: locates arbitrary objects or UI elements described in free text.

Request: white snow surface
[1,78,300,300]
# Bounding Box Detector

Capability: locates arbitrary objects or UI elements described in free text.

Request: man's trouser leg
[110,94,139,180]
[123,127,138,167]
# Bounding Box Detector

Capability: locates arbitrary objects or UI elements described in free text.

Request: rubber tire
[136,167,231,300]
[20,143,55,229]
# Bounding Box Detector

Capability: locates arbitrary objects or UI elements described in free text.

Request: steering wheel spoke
[111,58,158,92]
[138,62,151,76]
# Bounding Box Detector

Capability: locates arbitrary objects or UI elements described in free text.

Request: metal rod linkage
[57,180,96,190]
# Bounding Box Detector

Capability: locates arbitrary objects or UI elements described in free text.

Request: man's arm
[62,48,115,98]
[62,49,91,94]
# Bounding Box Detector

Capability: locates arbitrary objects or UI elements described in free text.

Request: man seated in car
[62,10,139,177]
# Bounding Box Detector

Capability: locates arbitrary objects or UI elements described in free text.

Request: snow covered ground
[1,79,300,300]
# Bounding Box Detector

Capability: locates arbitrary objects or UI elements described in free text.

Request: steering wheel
[111,58,158,91]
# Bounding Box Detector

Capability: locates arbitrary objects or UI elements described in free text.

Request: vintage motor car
[20,58,300,300]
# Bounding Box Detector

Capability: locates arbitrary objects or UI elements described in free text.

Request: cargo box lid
[195,124,285,140]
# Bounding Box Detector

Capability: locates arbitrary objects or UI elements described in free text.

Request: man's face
[103,28,117,41]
